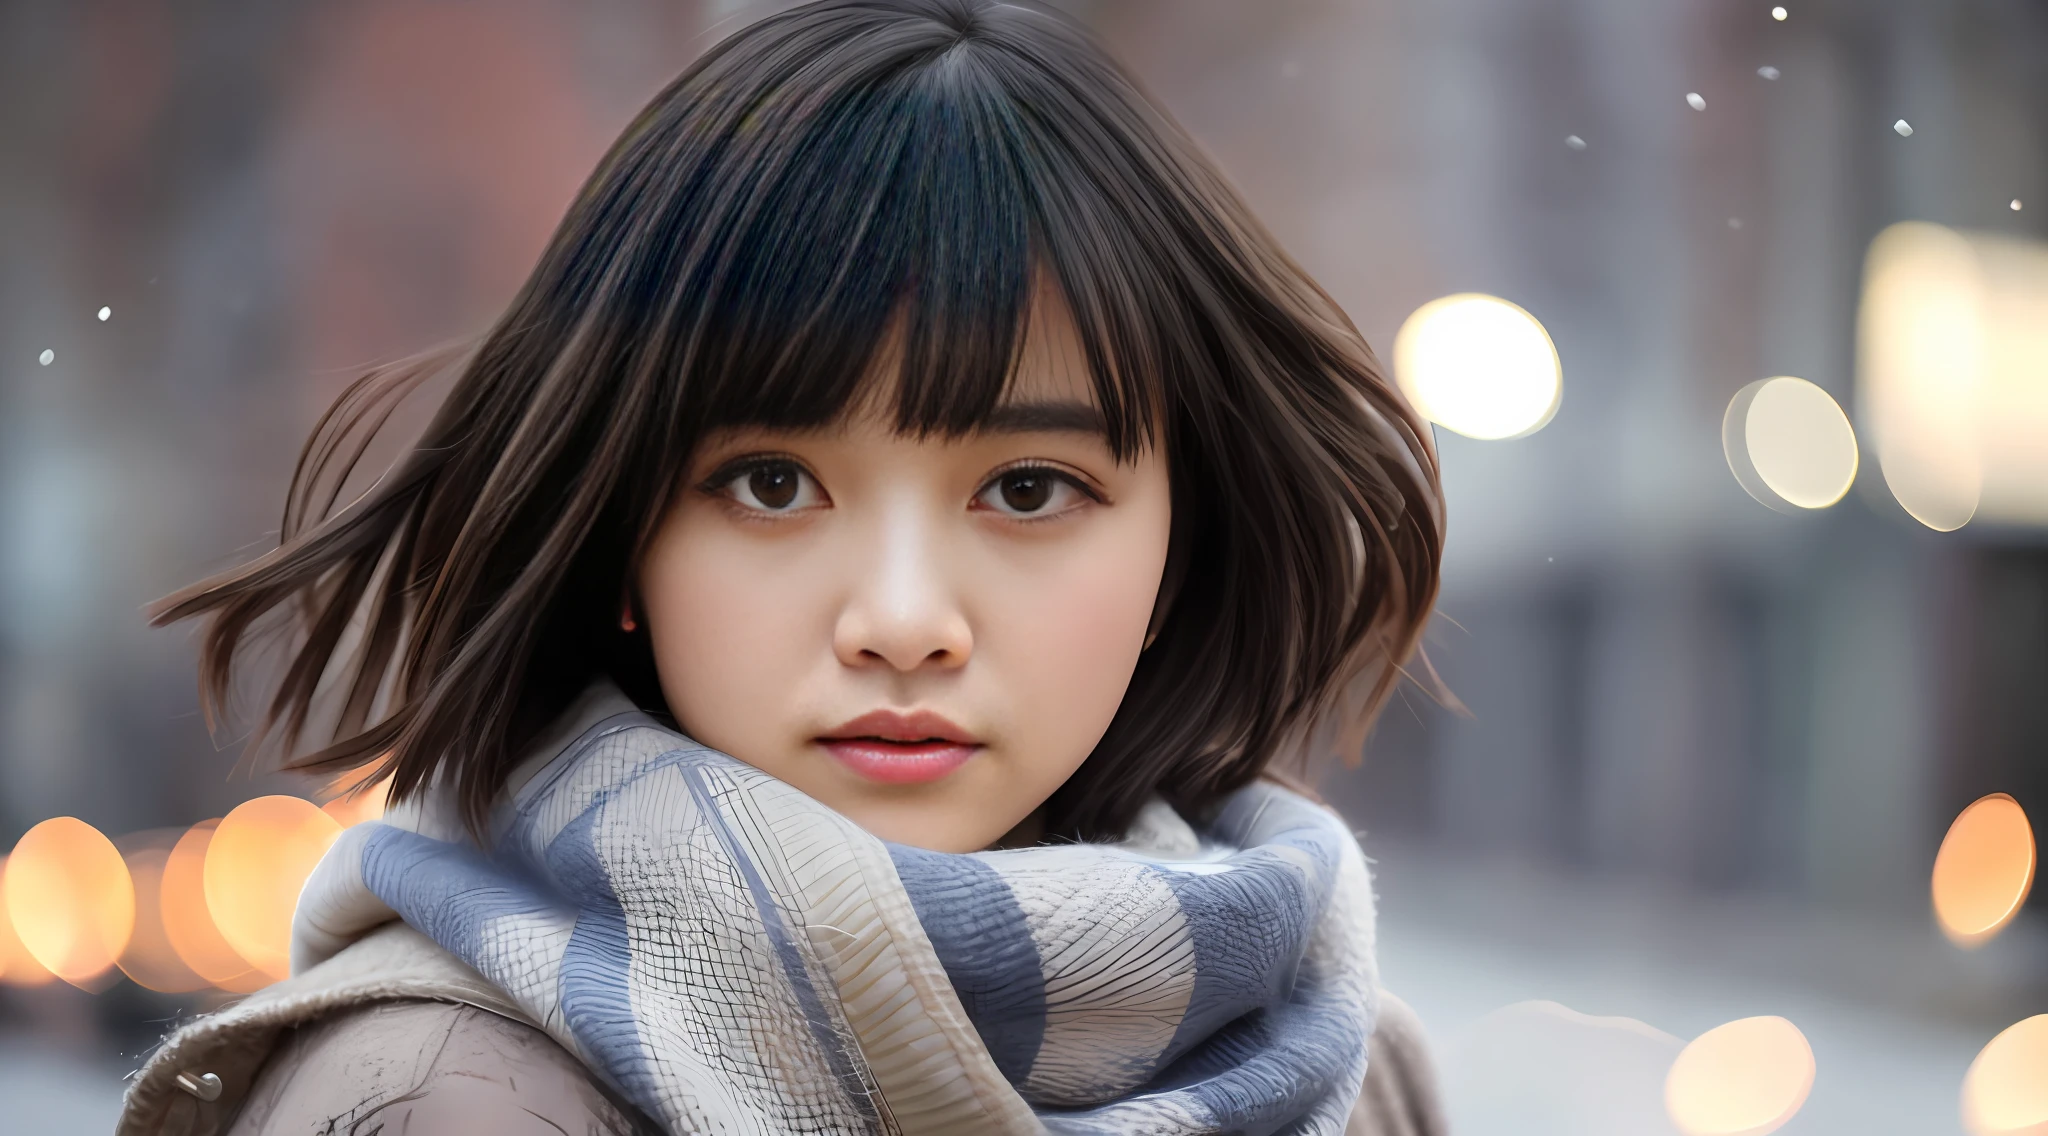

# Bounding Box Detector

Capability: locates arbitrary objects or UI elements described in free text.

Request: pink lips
[818,709,981,785]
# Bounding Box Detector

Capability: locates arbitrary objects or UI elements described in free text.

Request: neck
[987,808,1045,850]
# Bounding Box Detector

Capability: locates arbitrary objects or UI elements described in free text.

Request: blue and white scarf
[294,682,1379,1135]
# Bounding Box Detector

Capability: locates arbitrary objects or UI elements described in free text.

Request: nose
[832,502,973,673]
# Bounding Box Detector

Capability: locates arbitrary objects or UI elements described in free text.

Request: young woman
[120,1,1445,1132]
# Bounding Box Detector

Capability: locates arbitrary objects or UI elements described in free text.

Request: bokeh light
[1859,222,1986,530]
[1858,222,2048,530]
[1964,1015,2048,1136]
[204,796,343,979]
[0,856,56,987]
[1665,1016,1815,1136]
[1393,292,1563,440]
[1722,376,1859,512]
[162,821,266,992]
[1932,793,2036,947]
[3,818,136,989]
[115,844,211,993]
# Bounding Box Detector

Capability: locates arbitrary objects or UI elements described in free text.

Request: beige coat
[118,921,1446,1135]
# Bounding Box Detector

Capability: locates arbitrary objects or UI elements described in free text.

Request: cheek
[982,517,1169,771]
[638,519,821,746]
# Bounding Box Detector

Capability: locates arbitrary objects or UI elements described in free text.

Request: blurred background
[1,0,2043,1131]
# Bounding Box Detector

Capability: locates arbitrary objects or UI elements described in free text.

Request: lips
[818,709,982,785]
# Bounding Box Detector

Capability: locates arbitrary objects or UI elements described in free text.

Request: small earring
[620,604,638,633]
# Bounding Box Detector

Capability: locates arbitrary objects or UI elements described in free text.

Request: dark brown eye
[973,465,1092,517]
[997,471,1053,513]
[747,463,800,510]
[706,456,824,514]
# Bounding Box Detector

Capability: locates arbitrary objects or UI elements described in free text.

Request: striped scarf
[294,682,1379,1135]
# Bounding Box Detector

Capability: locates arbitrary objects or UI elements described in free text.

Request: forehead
[1005,281,1094,406]
[684,246,1151,459]
[835,278,1103,434]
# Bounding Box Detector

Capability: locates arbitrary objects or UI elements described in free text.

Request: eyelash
[974,461,1106,519]
[698,454,824,517]
[696,456,1106,518]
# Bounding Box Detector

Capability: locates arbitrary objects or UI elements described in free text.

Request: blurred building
[1,0,2044,1130]
[1088,0,2048,913]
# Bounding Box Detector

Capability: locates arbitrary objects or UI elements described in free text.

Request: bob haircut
[154,0,1443,843]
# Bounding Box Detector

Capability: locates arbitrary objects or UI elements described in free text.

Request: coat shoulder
[224,999,653,1135]
[1347,991,1450,1136]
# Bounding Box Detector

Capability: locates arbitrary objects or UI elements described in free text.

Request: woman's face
[637,302,1172,852]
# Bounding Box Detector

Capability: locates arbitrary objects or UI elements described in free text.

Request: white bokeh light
[1722,377,1860,512]
[1393,293,1562,440]
[1858,222,2048,531]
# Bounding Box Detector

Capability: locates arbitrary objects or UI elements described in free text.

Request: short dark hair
[153,0,1443,842]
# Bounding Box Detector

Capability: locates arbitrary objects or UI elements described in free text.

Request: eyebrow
[975,399,1108,437]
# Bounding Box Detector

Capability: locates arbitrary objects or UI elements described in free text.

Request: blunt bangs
[154,0,1445,843]
[619,5,1165,458]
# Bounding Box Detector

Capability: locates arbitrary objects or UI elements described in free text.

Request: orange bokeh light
[162,821,267,992]
[1964,1014,2048,1135]
[116,845,212,994]
[1665,1016,1815,1136]
[1933,793,2036,947]
[0,855,56,987]
[204,797,343,979]
[3,818,136,988]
